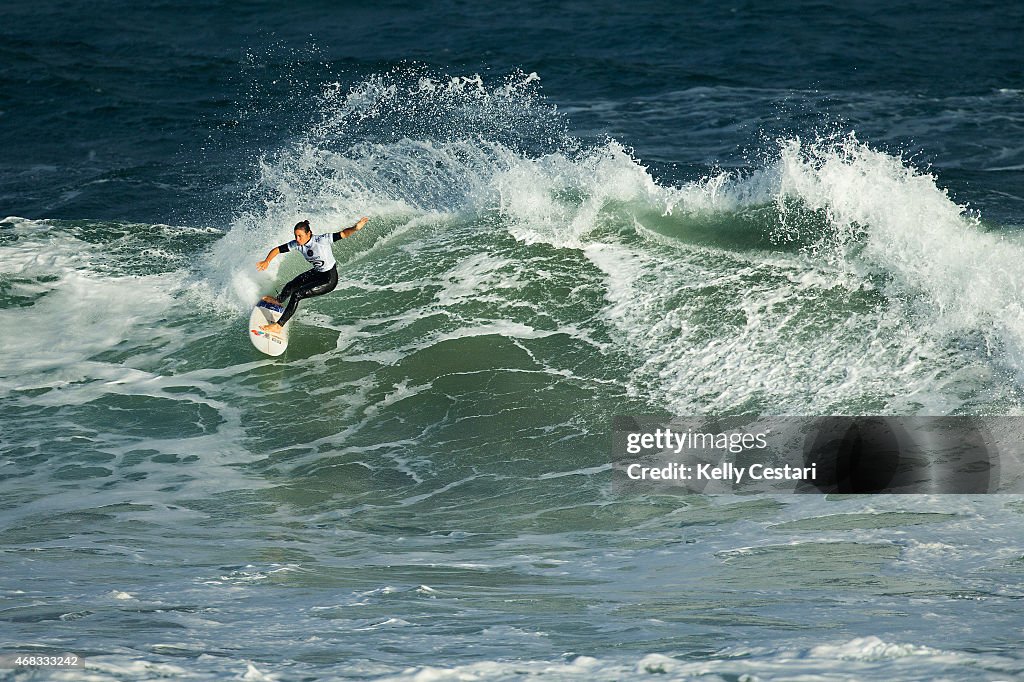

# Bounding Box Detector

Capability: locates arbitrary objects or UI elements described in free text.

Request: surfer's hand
[355,216,369,230]
[256,259,269,271]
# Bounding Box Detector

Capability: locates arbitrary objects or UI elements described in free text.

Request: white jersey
[283,233,337,273]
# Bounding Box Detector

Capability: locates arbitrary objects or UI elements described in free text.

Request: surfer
[256,217,369,333]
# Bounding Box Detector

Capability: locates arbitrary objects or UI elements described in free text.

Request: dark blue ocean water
[3,2,1024,681]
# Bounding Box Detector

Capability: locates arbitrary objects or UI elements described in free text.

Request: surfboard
[248,300,289,356]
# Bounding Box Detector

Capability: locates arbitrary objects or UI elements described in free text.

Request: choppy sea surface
[2,2,1024,680]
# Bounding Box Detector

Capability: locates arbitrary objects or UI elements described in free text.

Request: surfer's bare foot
[261,296,281,305]
[260,323,283,334]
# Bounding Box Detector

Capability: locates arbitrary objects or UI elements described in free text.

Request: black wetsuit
[273,232,344,326]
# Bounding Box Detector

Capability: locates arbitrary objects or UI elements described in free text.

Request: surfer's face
[294,228,312,246]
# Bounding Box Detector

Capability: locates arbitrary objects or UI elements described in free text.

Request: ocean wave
[10,70,1024,416]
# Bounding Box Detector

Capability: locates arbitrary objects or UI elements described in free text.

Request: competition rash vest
[278,232,342,273]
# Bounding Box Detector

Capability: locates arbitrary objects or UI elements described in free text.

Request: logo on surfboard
[251,328,283,343]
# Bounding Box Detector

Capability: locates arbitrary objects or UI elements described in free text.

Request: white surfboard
[248,300,289,356]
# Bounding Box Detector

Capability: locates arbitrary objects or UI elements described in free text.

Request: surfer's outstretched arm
[256,246,282,271]
[332,216,370,241]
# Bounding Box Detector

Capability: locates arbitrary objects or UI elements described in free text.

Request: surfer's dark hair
[294,220,311,233]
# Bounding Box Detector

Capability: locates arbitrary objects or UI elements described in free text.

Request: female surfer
[255,217,369,333]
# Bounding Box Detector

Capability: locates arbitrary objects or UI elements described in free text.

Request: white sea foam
[0,219,189,393]
[484,132,1024,413]
[371,635,1015,680]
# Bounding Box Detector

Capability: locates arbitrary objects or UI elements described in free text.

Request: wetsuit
[273,232,344,326]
